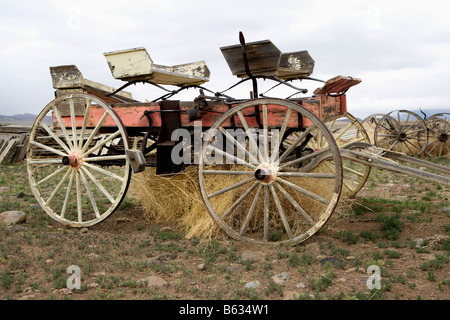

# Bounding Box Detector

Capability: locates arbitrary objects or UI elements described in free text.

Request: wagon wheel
[374,110,428,157]
[198,98,343,245]
[305,112,371,197]
[27,93,131,227]
[424,113,449,158]
[361,113,385,144]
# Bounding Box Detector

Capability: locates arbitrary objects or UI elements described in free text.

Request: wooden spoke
[52,106,74,150]
[80,111,109,154]
[78,98,91,148]
[219,127,258,164]
[35,166,68,187]
[83,162,124,182]
[205,145,256,169]
[221,181,259,220]
[269,184,294,239]
[81,166,115,204]
[82,130,122,157]
[39,121,71,154]
[31,141,67,157]
[239,185,262,236]
[263,186,269,243]
[276,177,329,205]
[208,176,256,198]
[45,168,72,206]
[61,170,75,219]
[70,98,78,150]
[278,124,316,163]
[237,110,264,162]
[79,168,100,218]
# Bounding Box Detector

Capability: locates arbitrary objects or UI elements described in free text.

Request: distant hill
[0,113,52,126]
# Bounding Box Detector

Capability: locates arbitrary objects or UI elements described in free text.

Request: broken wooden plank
[0,126,32,134]
[0,139,17,164]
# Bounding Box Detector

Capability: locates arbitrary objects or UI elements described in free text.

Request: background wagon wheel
[424,113,449,158]
[361,113,385,144]
[304,112,372,197]
[198,98,343,245]
[374,110,428,157]
[27,93,131,227]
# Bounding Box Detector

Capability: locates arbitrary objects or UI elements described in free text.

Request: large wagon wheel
[198,98,343,245]
[361,113,385,144]
[27,93,131,227]
[424,113,449,158]
[374,110,428,156]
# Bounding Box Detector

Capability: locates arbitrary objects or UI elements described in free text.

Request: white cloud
[0,0,449,118]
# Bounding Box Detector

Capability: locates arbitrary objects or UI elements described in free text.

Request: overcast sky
[1,0,449,119]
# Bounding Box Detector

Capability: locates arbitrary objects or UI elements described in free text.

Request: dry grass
[130,161,354,243]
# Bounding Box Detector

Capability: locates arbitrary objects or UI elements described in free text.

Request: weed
[376,214,403,240]
[420,254,449,271]
[360,230,380,242]
[383,249,401,259]
[0,270,12,290]
[265,279,283,297]
[427,271,437,282]
[287,253,302,268]
[335,231,359,245]
[307,270,335,292]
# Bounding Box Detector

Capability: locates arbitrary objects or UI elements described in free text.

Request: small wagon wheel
[306,112,372,197]
[198,98,343,245]
[27,93,131,227]
[361,113,385,144]
[374,110,428,157]
[424,113,449,158]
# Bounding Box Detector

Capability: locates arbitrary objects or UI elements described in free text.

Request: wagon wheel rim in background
[198,98,343,245]
[424,113,449,158]
[27,93,131,227]
[374,110,428,157]
[361,113,386,144]
[305,112,371,198]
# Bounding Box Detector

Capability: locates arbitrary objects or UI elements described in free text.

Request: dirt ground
[0,162,449,302]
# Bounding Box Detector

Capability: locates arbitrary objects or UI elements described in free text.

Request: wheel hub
[398,132,407,141]
[439,133,448,142]
[254,163,277,184]
[62,152,83,169]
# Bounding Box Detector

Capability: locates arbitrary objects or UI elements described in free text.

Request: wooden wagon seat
[103,47,210,87]
[313,75,361,95]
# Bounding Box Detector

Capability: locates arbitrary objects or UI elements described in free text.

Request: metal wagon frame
[26,32,450,245]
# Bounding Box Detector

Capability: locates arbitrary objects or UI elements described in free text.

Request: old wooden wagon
[26,33,450,245]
